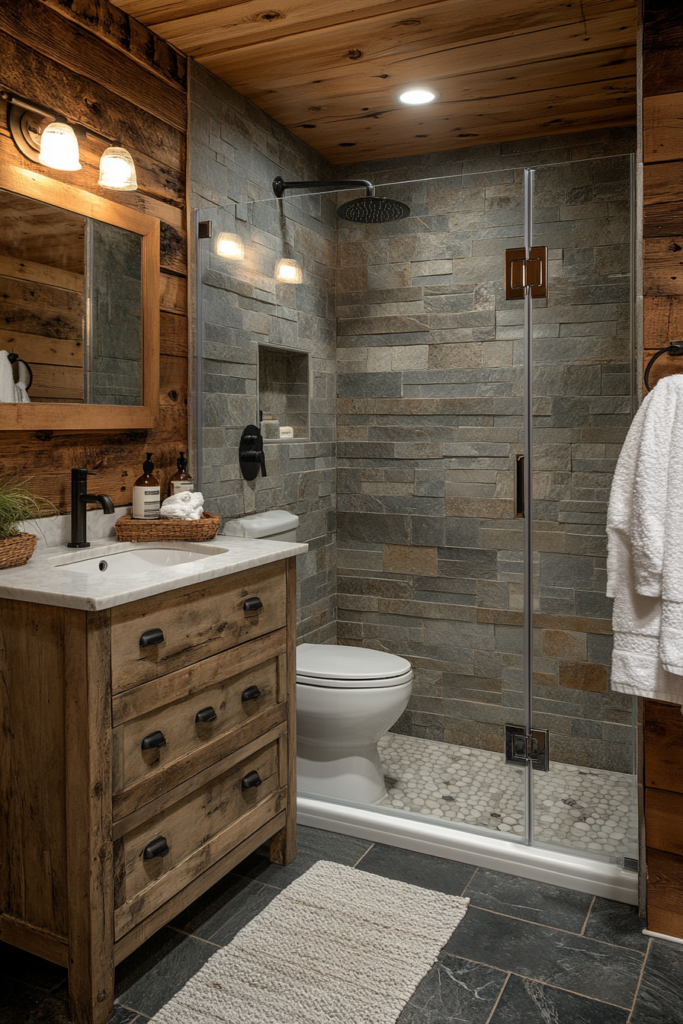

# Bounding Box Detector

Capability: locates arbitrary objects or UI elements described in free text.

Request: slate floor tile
[444,907,643,1007]
[397,955,506,1024]
[355,843,477,896]
[172,873,280,945]
[630,939,683,1023]
[115,927,215,1018]
[489,973,630,1024]
[583,897,648,951]
[232,825,373,888]
[463,868,592,931]
[106,1008,141,1024]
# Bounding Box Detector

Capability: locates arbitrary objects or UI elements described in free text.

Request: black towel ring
[7,353,33,392]
[644,341,683,392]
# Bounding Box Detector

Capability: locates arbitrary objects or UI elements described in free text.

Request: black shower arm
[273,176,374,198]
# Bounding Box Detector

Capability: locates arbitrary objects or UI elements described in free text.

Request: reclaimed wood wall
[0,0,188,508]
[642,0,683,939]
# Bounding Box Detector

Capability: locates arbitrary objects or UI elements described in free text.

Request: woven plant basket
[115,511,220,543]
[0,532,38,570]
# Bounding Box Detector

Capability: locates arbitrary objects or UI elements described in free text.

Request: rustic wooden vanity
[0,552,297,1024]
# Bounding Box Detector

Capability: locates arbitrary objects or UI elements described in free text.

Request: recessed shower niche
[258,344,309,441]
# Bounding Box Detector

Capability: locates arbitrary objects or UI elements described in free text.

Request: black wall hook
[239,424,267,480]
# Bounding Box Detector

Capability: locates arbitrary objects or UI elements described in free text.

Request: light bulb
[98,146,137,191]
[39,120,81,171]
[398,88,438,106]
[215,232,244,259]
[275,258,302,284]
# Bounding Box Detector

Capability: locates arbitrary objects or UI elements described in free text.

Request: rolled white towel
[160,490,204,521]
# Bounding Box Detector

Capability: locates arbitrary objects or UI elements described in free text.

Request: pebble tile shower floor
[379,733,638,858]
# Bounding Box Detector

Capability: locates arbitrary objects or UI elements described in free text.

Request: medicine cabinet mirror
[0,166,159,430]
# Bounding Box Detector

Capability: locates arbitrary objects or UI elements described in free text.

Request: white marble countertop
[0,523,307,611]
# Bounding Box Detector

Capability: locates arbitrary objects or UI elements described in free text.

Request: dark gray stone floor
[1,825,680,1023]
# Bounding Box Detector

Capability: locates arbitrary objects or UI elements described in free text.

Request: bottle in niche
[132,452,161,519]
[169,451,194,495]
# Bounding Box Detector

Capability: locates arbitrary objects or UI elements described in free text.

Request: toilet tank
[222,509,299,542]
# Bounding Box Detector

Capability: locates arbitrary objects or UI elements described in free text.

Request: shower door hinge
[505,246,548,299]
[505,725,550,771]
[198,220,212,239]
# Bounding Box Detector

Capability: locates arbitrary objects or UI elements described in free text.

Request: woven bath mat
[149,859,469,1024]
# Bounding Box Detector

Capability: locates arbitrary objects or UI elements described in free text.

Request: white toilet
[223,509,414,805]
[296,643,413,804]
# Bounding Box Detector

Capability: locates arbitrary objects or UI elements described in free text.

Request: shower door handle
[516,455,524,518]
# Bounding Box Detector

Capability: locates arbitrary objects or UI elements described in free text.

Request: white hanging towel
[0,350,18,403]
[607,375,683,704]
[16,359,31,402]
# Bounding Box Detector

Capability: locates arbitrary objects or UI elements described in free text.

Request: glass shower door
[529,156,638,863]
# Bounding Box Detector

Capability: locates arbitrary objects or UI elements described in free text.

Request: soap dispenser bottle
[132,452,161,519]
[169,451,194,495]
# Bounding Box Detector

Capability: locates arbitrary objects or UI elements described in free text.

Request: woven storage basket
[0,532,38,569]
[115,512,220,543]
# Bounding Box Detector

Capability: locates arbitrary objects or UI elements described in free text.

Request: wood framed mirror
[0,164,160,430]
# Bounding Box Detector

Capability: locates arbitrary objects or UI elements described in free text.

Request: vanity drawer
[113,729,287,939]
[110,560,287,692]
[111,634,287,815]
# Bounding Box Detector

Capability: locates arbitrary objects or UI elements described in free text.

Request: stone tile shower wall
[190,61,337,643]
[337,129,636,773]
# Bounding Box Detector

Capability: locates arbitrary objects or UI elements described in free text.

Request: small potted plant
[0,480,57,570]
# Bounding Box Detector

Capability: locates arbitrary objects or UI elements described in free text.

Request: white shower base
[297,731,639,905]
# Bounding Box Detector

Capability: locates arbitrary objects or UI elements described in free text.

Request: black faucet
[67,468,115,548]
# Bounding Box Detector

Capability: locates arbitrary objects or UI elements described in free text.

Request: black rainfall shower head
[272,175,410,224]
[336,195,410,224]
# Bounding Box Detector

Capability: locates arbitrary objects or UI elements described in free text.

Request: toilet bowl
[296,643,413,804]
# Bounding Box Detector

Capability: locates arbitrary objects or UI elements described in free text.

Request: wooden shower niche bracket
[505,246,548,300]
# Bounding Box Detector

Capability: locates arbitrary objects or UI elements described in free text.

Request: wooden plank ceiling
[111,0,637,164]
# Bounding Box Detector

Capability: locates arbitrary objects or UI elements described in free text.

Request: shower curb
[297,795,638,905]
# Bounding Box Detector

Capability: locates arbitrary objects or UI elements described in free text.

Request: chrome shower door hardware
[505,725,550,771]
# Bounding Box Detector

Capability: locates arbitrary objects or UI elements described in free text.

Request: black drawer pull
[141,730,166,751]
[143,836,169,860]
[243,597,263,612]
[140,628,165,648]
[195,706,217,724]
[242,770,262,789]
[241,685,262,702]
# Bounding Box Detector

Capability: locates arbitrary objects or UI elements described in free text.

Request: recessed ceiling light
[397,87,438,106]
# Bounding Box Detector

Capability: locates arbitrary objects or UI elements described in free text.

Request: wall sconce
[39,120,82,171]
[215,232,245,259]
[275,258,302,284]
[98,146,137,191]
[3,90,137,191]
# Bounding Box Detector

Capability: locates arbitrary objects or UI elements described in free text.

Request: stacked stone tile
[190,61,338,644]
[337,130,637,773]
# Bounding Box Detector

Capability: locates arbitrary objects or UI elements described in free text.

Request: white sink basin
[49,544,229,577]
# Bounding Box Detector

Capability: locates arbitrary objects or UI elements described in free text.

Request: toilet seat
[296,643,413,688]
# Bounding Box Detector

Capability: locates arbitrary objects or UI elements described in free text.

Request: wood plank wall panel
[641,0,683,941]
[642,0,683,389]
[111,0,637,165]
[0,0,188,509]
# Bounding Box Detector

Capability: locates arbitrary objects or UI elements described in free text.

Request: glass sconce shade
[39,121,81,171]
[98,146,138,191]
[275,258,302,284]
[215,232,245,259]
